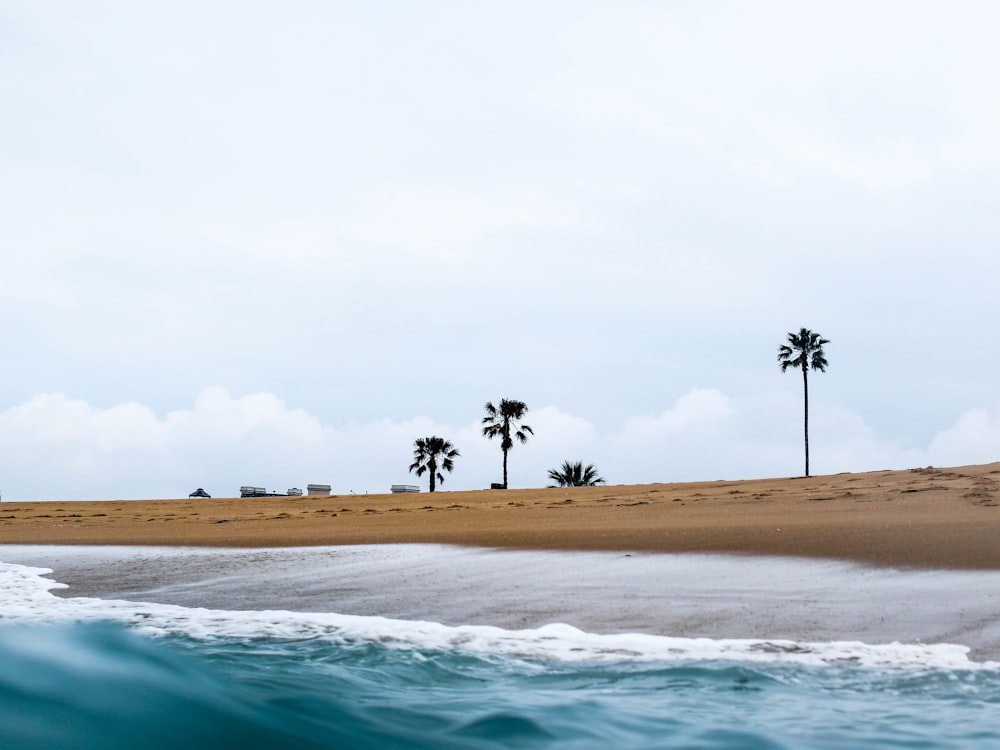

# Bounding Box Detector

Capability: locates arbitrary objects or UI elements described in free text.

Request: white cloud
[4,387,994,502]
[926,408,1000,467]
[0,389,333,500]
[526,406,600,450]
[170,387,329,443]
[618,389,732,440]
[0,393,162,456]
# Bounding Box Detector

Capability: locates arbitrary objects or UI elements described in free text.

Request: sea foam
[0,561,993,671]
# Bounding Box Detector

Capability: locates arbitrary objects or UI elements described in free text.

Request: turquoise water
[2,623,999,749]
[2,554,1000,749]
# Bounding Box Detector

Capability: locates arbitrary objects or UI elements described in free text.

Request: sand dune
[2,463,1000,569]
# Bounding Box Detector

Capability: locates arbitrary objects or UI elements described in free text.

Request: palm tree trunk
[802,364,810,477]
[502,449,508,489]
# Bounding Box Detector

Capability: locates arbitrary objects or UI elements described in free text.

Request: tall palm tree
[408,436,459,492]
[481,398,533,489]
[547,461,606,487]
[778,327,830,477]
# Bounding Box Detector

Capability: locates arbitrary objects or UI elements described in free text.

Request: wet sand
[3,463,1000,569]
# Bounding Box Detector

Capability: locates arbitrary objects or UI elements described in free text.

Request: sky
[2,1,1000,500]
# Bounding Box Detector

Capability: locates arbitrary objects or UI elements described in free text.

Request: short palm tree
[778,327,830,477]
[547,461,605,487]
[481,399,533,489]
[408,436,459,492]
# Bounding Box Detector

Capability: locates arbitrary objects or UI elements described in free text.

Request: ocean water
[2,551,1000,749]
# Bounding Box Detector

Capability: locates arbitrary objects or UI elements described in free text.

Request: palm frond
[408,435,459,491]
[547,460,605,487]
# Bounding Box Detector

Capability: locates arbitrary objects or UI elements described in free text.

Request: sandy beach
[2,463,1000,569]
[4,463,1000,661]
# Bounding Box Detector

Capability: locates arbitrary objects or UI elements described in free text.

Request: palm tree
[547,461,606,487]
[778,327,830,477]
[408,436,459,492]
[481,399,533,489]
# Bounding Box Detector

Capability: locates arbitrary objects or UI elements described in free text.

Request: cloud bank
[0,387,995,501]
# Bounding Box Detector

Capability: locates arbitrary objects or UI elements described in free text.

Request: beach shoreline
[4,543,1000,662]
[4,463,1000,659]
[2,463,1000,569]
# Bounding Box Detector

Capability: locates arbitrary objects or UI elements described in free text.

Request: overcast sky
[3,1,1000,500]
